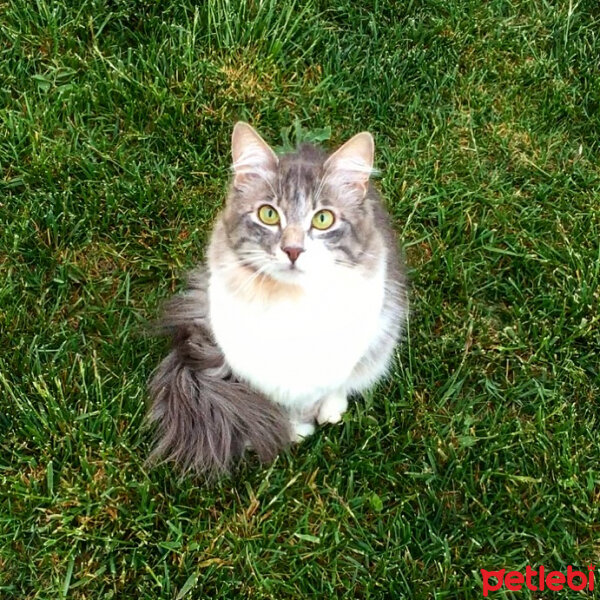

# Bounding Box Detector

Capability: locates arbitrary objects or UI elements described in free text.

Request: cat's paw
[317,407,343,425]
[317,393,348,425]
[291,421,315,443]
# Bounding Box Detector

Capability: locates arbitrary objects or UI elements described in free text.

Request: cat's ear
[324,132,375,197]
[231,122,278,187]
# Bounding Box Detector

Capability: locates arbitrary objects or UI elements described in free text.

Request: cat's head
[220,122,381,284]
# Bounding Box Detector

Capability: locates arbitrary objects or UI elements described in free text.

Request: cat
[147,122,407,478]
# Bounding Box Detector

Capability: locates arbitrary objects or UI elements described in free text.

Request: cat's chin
[269,264,306,284]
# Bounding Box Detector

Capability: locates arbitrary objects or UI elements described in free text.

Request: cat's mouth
[236,258,305,283]
[271,262,305,281]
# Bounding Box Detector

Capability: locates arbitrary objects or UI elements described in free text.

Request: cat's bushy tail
[147,276,291,479]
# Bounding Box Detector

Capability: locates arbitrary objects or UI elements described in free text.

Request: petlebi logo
[481,565,595,596]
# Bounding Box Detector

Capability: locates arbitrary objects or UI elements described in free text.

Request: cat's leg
[291,420,315,442]
[317,391,348,425]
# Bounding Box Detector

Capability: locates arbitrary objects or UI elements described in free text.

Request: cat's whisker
[312,175,327,205]
[231,261,273,297]
[240,268,274,298]
[215,253,271,274]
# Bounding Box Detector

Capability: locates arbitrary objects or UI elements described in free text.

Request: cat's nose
[282,246,304,265]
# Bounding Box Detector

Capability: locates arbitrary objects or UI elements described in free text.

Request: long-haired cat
[148,122,407,478]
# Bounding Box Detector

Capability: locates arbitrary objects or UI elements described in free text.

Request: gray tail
[147,281,291,479]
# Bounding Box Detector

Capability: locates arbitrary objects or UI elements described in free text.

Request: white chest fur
[208,262,385,408]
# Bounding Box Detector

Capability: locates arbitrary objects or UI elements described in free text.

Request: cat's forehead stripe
[277,160,319,221]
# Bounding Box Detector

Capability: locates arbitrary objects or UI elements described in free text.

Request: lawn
[1,0,600,598]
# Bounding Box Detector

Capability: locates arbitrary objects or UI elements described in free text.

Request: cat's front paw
[291,421,315,443]
[317,409,343,425]
[317,393,348,425]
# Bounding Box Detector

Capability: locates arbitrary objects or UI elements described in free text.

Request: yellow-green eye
[258,204,280,226]
[312,209,335,230]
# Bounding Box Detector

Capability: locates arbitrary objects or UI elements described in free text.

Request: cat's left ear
[324,132,375,197]
[231,122,278,187]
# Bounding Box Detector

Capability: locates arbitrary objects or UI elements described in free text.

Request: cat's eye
[311,209,335,230]
[257,204,280,226]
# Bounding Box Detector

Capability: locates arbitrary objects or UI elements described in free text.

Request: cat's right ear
[231,122,278,187]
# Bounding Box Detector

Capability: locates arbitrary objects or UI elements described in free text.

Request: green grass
[1,0,600,597]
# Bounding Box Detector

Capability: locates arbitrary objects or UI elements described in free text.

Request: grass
[1,0,599,597]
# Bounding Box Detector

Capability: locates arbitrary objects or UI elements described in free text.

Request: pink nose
[282,246,304,265]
